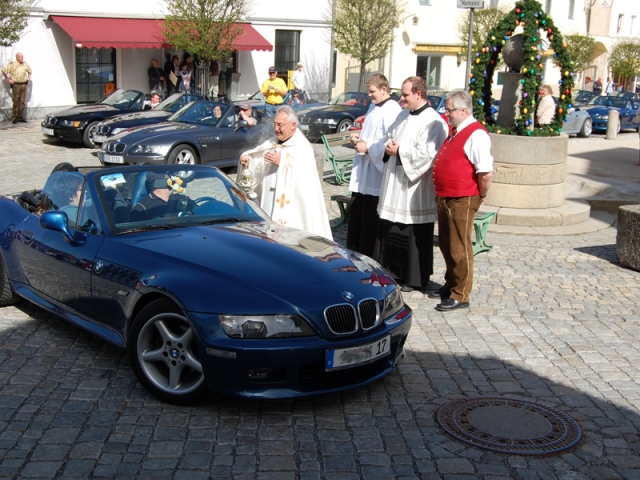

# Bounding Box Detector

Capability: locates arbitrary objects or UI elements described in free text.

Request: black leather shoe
[400,285,414,293]
[425,287,450,299]
[11,119,17,124]
[19,119,27,123]
[435,298,469,312]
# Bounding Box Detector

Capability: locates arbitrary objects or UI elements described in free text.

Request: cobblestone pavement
[1,122,640,479]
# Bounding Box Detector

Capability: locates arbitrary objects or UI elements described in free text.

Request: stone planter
[617,205,640,271]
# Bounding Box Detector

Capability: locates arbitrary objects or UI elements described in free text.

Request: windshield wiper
[116,224,185,234]
[196,218,248,226]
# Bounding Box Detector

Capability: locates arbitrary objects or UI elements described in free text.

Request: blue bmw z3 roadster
[0,164,412,404]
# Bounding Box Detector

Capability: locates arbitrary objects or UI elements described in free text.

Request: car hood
[583,105,622,114]
[49,104,120,118]
[113,222,394,314]
[110,121,208,143]
[103,110,171,125]
[299,105,362,116]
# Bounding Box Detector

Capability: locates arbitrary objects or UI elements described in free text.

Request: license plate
[94,134,107,143]
[42,127,54,136]
[102,154,124,164]
[300,124,309,131]
[325,335,391,371]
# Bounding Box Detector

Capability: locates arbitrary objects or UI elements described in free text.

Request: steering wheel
[194,196,217,205]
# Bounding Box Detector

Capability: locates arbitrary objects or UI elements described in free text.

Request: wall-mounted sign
[599,0,612,7]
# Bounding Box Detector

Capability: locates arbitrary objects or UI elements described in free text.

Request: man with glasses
[430,89,493,312]
[260,67,288,117]
[374,76,447,294]
[239,106,332,240]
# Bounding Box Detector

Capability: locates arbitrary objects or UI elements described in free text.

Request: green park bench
[330,194,496,255]
[321,132,354,185]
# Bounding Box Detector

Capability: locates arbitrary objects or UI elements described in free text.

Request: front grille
[104,141,126,154]
[44,116,57,127]
[359,299,379,330]
[97,125,110,135]
[325,304,357,334]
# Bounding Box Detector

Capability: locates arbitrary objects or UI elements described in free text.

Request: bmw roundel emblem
[342,291,355,302]
[94,260,103,273]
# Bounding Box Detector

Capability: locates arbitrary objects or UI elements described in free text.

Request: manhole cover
[437,397,582,456]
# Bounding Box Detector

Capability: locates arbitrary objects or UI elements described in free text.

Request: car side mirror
[40,211,85,246]
[143,104,152,111]
[234,120,248,132]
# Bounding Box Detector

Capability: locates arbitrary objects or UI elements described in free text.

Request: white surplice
[377,106,448,225]
[239,129,333,240]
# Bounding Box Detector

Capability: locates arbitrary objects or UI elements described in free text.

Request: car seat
[130,172,149,208]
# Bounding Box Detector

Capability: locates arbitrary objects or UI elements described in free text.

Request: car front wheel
[168,144,199,165]
[336,119,353,133]
[82,121,100,148]
[128,299,207,404]
[0,257,20,306]
[578,117,592,138]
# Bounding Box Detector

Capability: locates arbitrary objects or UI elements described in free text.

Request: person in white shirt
[536,84,555,125]
[291,63,307,101]
[605,77,615,95]
[346,74,401,257]
[374,76,447,293]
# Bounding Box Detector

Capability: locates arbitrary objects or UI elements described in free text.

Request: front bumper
[41,122,83,143]
[192,306,412,399]
[98,150,168,166]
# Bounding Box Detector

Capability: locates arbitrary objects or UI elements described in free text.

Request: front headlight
[315,118,337,125]
[218,314,316,339]
[129,144,169,155]
[382,286,404,321]
[59,119,81,128]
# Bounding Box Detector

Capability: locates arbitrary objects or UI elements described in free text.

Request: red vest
[433,121,487,198]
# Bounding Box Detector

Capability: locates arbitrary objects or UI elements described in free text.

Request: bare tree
[162,0,249,94]
[0,0,33,46]
[302,56,330,101]
[327,0,406,92]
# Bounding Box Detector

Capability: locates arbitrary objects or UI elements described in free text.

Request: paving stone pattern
[1,122,640,479]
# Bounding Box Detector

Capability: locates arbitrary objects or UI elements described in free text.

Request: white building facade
[0,0,334,120]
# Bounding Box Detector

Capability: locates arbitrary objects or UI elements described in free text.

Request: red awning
[50,16,272,51]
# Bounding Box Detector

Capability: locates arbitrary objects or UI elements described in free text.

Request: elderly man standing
[430,89,493,311]
[239,106,332,240]
[373,76,448,293]
[536,84,555,126]
[2,52,32,124]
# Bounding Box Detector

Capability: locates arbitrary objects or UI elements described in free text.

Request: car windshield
[587,96,628,109]
[101,89,143,110]
[169,101,232,126]
[95,167,268,234]
[330,93,370,106]
[427,96,443,109]
[156,93,202,113]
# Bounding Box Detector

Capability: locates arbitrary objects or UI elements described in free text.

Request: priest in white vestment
[373,76,447,293]
[239,106,333,240]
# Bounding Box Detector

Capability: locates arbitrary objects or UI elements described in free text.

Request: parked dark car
[573,90,596,107]
[0,164,412,403]
[237,90,326,118]
[297,92,375,141]
[41,89,147,148]
[582,95,639,133]
[93,93,207,145]
[98,101,271,169]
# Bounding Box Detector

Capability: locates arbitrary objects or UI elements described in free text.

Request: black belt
[13,81,27,85]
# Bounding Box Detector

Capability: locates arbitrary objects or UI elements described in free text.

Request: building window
[416,55,441,88]
[631,15,636,35]
[489,0,499,7]
[617,14,624,34]
[76,47,116,104]
[274,30,300,78]
[545,0,552,14]
[568,0,575,19]
[419,0,431,5]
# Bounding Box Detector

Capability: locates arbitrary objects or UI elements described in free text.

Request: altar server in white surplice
[347,74,402,258]
[373,76,447,293]
[239,106,332,240]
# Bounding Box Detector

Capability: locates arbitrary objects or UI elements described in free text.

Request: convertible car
[41,89,148,148]
[237,90,325,117]
[298,92,374,141]
[93,93,208,145]
[0,164,411,403]
[98,101,271,169]
[583,95,639,133]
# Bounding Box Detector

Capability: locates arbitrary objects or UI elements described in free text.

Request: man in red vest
[430,89,493,311]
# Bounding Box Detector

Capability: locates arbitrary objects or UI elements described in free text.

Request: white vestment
[378,105,448,225]
[239,129,333,240]
[348,99,402,196]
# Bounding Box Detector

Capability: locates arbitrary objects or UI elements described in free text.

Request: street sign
[458,0,484,8]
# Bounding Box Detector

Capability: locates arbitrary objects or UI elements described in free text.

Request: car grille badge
[342,291,355,302]
[94,260,103,273]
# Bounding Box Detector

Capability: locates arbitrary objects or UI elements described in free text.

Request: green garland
[469,0,575,136]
